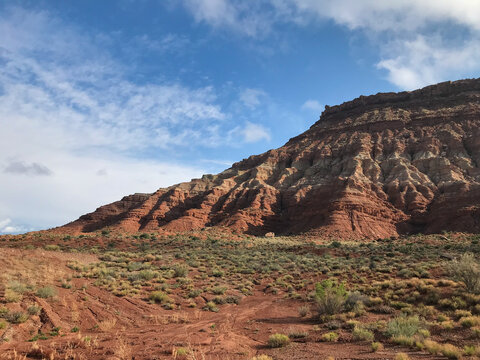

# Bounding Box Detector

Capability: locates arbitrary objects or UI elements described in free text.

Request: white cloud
[181,0,275,37]
[180,0,480,89]
[377,35,480,90]
[229,121,271,143]
[0,218,27,234]
[240,88,267,109]
[301,99,324,113]
[0,7,245,232]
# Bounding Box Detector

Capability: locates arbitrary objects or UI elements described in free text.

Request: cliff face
[58,79,480,239]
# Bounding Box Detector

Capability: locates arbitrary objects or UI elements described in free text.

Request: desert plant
[27,305,42,315]
[268,333,290,348]
[36,286,56,299]
[5,311,28,324]
[321,332,339,342]
[314,279,347,315]
[448,253,480,293]
[395,353,410,360]
[386,315,421,338]
[172,264,188,278]
[371,342,384,352]
[298,305,309,317]
[353,325,374,341]
[149,291,171,304]
[460,316,480,328]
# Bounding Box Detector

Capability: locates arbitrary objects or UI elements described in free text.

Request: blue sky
[1,0,480,233]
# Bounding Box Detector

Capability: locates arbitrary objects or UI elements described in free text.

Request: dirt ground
[0,247,443,360]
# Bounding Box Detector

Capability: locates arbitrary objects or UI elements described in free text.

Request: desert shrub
[188,289,202,298]
[448,253,480,293]
[173,264,188,278]
[386,315,421,338]
[298,305,309,317]
[392,335,415,347]
[440,344,463,359]
[472,326,480,338]
[251,356,273,360]
[36,286,57,299]
[395,353,410,360]
[6,311,28,324]
[314,279,347,315]
[4,289,21,303]
[464,345,478,356]
[203,301,219,312]
[8,281,29,294]
[268,333,290,348]
[211,286,227,295]
[288,329,308,339]
[27,305,42,315]
[423,340,462,359]
[460,316,480,328]
[44,244,60,251]
[371,342,384,352]
[0,320,6,329]
[345,291,368,311]
[149,291,171,304]
[352,325,374,341]
[321,332,339,342]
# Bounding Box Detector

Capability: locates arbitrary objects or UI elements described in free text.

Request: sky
[1,0,480,233]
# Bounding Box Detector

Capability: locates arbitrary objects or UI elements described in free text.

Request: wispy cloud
[229,121,271,143]
[0,6,273,232]
[180,0,480,89]
[239,88,267,109]
[3,160,53,176]
[301,100,324,113]
[0,218,28,234]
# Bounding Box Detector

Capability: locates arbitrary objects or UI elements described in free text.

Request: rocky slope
[57,79,480,239]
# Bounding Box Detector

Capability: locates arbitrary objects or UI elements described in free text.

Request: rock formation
[57,79,480,239]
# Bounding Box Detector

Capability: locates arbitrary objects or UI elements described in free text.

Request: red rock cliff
[57,78,480,239]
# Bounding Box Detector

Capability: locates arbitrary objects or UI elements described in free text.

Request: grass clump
[460,316,480,328]
[321,332,339,342]
[27,305,42,315]
[149,291,172,305]
[371,342,384,352]
[5,311,29,324]
[386,315,421,338]
[36,286,57,299]
[352,325,374,341]
[423,340,463,359]
[268,333,290,348]
[395,353,410,360]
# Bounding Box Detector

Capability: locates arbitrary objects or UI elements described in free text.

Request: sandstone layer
[57,79,480,239]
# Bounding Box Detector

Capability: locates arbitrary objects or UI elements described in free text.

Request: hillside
[57,79,480,239]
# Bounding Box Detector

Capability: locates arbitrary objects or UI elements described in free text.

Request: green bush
[173,264,188,278]
[386,315,421,338]
[149,291,171,304]
[268,333,290,348]
[448,253,480,293]
[314,279,347,315]
[6,311,28,324]
[36,286,57,299]
[352,325,374,341]
[321,332,339,342]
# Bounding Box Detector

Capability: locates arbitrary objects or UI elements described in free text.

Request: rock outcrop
[57,79,480,239]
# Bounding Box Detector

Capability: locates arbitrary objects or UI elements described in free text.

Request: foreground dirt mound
[57,78,480,239]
